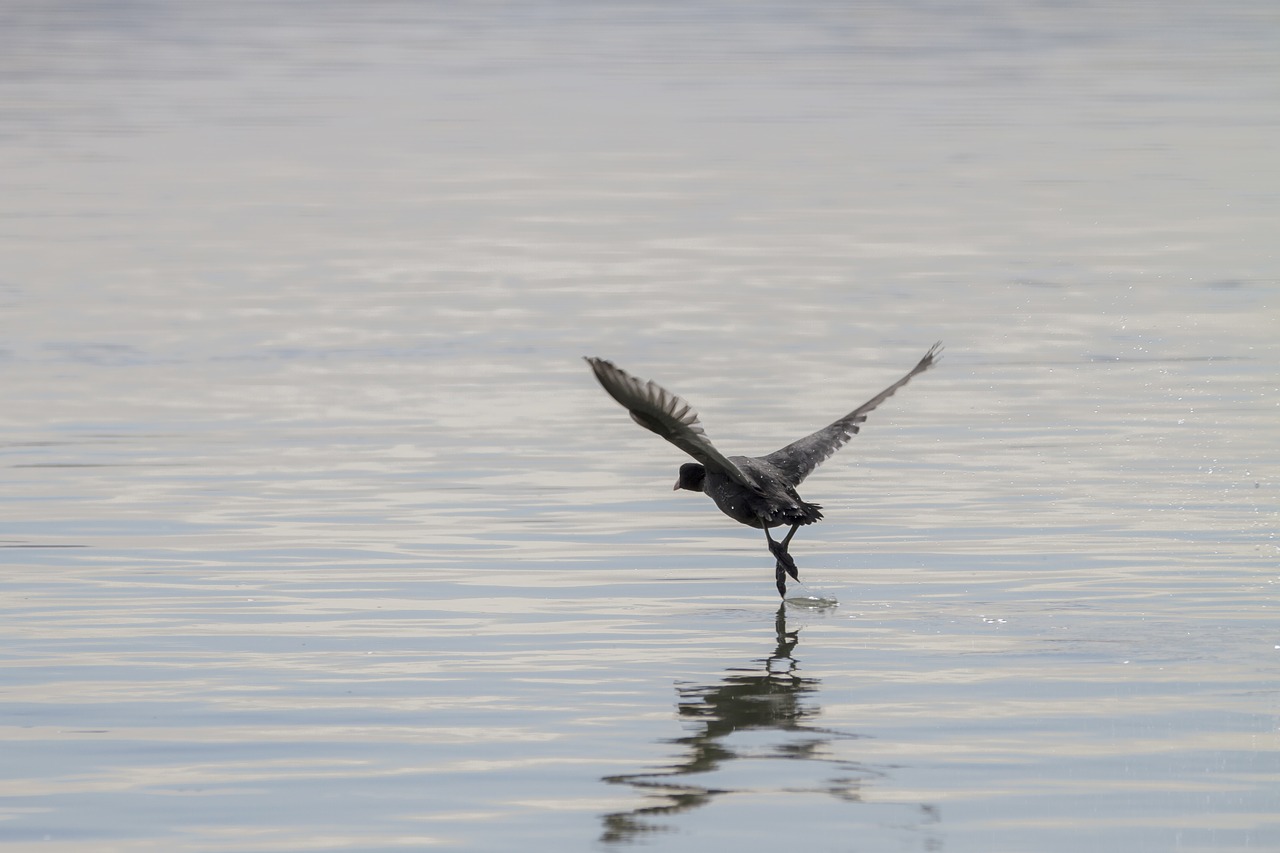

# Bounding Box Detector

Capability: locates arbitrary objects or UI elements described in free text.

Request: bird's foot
[775,562,788,598]
[768,540,799,581]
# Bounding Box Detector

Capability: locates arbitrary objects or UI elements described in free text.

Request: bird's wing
[584,357,760,490]
[761,342,942,486]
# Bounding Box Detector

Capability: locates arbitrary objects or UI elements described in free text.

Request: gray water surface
[2,2,1277,851]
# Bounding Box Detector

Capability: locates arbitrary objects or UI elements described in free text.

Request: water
[2,2,1277,850]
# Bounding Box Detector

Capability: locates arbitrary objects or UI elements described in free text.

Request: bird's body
[585,344,940,598]
[698,457,823,530]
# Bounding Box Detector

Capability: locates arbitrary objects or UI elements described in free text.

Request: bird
[584,343,941,598]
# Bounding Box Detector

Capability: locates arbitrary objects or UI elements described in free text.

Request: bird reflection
[599,605,875,844]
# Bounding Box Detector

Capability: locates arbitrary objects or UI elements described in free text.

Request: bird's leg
[765,524,800,580]
[764,526,800,599]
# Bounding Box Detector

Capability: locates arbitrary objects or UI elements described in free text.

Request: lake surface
[2,2,1277,850]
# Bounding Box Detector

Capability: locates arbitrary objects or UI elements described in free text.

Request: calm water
[2,2,1277,851]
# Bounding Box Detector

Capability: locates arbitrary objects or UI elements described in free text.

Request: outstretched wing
[762,342,942,486]
[584,357,759,490]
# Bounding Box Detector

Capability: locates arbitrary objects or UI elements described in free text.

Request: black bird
[584,344,941,598]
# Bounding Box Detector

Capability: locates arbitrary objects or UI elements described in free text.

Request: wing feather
[762,342,942,486]
[584,357,759,490]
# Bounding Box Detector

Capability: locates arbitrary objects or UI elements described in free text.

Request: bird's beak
[672,479,682,491]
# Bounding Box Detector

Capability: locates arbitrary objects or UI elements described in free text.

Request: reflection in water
[601,607,936,845]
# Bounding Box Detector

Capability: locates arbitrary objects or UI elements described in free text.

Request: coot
[584,343,941,597]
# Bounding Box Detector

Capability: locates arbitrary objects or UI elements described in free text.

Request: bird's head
[674,462,706,493]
